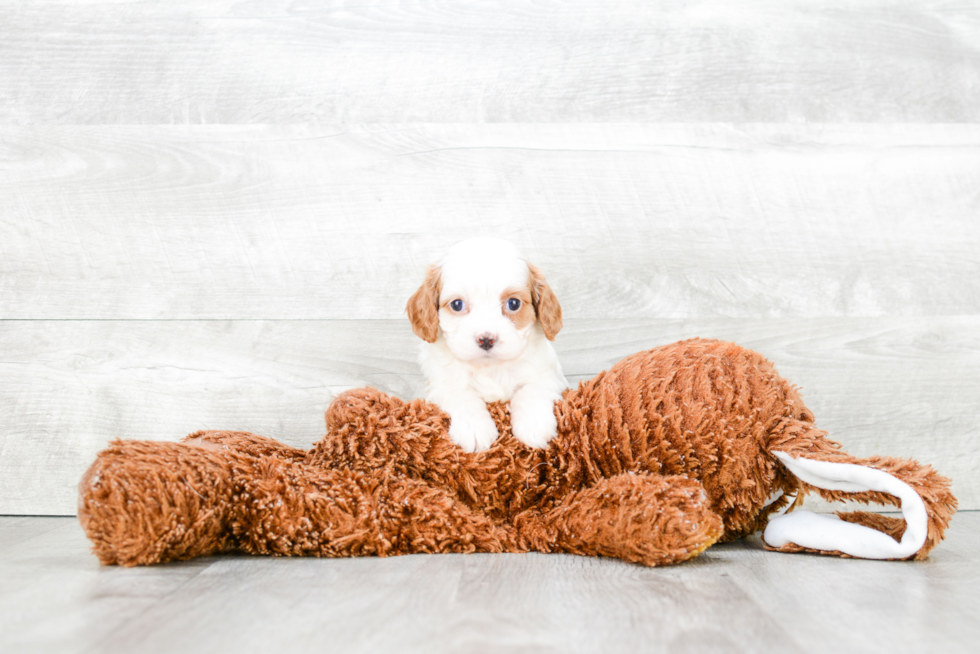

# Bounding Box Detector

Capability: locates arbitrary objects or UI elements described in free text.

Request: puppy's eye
[449,299,465,312]
[507,298,521,312]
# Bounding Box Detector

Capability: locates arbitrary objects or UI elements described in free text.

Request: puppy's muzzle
[477,333,496,351]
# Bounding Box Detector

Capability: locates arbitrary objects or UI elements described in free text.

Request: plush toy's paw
[78,440,237,566]
[516,474,724,566]
[448,405,499,453]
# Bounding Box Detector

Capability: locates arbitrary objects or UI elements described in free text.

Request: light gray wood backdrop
[1,1,978,515]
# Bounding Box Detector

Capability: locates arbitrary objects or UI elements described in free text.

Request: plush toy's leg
[237,458,518,558]
[514,473,724,567]
[80,434,518,566]
[763,442,957,560]
[79,438,242,566]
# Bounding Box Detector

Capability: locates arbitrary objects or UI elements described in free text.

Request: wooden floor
[1,514,977,654]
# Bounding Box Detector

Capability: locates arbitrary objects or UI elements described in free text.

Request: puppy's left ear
[529,264,562,340]
[406,265,442,343]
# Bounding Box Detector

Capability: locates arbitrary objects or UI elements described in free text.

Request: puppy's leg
[429,387,499,453]
[510,383,562,449]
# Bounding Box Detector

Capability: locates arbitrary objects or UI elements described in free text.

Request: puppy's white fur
[406,238,568,452]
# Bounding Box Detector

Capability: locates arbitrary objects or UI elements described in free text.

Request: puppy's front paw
[448,407,499,453]
[510,395,559,449]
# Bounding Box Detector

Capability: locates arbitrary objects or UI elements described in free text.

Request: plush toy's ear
[406,265,442,343]
[762,444,957,560]
[529,264,562,340]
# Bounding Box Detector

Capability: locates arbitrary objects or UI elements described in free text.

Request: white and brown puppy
[406,238,568,452]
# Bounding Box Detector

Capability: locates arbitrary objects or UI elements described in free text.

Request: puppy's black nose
[478,334,496,351]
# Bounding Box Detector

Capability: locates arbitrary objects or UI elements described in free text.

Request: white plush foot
[509,388,560,449]
[764,452,927,559]
[447,405,499,453]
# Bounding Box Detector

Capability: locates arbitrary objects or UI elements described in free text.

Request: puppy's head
[406,238,562,363]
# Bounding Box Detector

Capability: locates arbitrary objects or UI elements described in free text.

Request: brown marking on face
[528,264,562,340]
[406,265,442,343]
[500,286,535,330]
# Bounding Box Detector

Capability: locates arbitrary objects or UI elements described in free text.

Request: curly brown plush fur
[78,339,957,567]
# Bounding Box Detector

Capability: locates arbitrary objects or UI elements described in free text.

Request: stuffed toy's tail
[764,421,957,560]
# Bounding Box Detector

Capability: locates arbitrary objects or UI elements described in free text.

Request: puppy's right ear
[529,264,562,340]
[406,265,442,343]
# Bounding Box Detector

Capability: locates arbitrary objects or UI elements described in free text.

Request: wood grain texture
[0,515,977,654]
[101,553,804,654]
[0,519,212,654]
[2,317,976,515]
[703,525,980,654]
[0,517,68,551]
[1,0,978,124]
[3,124,979,319]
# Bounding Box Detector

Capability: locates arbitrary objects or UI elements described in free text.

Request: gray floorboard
[1,514,976,654]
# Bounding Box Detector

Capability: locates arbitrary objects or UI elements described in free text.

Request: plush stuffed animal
[78,339,956,567]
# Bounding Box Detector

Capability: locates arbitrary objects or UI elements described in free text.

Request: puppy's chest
[466,365,524,402]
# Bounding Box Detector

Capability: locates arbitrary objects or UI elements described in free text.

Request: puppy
[406,238,568,452]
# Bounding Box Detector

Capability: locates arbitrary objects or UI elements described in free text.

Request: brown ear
[406,266,442,343]
[529,264,562,340]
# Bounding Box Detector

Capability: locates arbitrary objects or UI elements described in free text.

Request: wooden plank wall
[1,1,978,515]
